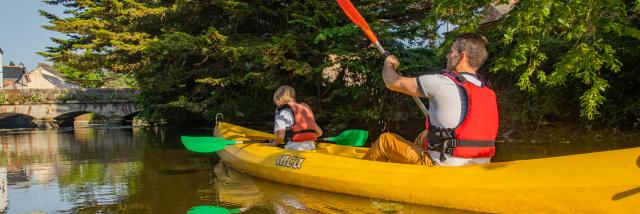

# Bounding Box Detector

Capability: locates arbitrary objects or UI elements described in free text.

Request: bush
[0,93,6,104]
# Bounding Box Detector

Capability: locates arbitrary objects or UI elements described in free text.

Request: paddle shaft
[337,0,429,116]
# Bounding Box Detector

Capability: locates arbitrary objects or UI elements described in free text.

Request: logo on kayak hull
[275,155,305,169]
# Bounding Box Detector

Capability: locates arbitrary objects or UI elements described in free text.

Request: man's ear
[458,52,469,68]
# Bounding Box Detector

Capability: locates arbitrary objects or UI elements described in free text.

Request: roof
[28,63,80,88]
[2,66,27,80]
[482,0,518,24]
[36,63,66,78]
[2,80,15,87]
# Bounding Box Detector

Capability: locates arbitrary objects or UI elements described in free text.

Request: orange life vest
[426,71,499,161]
[276,102,320,142]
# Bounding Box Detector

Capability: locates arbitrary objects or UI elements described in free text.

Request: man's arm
[382,55,423,97]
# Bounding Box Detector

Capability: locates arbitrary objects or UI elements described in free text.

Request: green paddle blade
[188,205,240,214]
[328,130,368,146]
[181,136,235,153]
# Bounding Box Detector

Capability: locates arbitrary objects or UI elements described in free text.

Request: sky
[0,0,67,70]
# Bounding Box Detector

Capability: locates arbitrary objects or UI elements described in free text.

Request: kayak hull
[214,123,640,213]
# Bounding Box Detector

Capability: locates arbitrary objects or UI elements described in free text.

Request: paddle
[336,0,429,116]
[319,129,368,147]
[181,136,242,153]
[187,205,240,214]
[181,130,369,153]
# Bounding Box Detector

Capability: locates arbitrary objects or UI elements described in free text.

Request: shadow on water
[155,168,211,175]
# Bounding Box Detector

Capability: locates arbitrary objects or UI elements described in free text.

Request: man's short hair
[453,33,489,68]
[273,85,296,107]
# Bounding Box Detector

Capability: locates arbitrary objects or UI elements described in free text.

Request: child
[272,85,323,151]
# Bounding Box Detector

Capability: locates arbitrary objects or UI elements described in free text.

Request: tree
[426,0,640,125]
[39,0,166,89]
[41,0,640,130]
[41,0,438,131]
[39,0,167,74]
[53,62,104,88]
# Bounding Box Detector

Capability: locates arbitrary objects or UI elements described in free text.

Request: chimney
[0,48,3,89]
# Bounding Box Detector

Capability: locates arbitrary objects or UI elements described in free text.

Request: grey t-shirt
[416,73,482,128]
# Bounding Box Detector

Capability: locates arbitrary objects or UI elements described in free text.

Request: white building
[0,48,3,89]
[17,63,80,89]
[0,48,80,89]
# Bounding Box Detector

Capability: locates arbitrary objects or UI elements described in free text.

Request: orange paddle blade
[336,0,379,44]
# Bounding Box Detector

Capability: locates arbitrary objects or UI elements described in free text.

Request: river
[0,127,638,213]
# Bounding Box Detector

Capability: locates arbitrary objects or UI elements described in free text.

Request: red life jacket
[276,102,320,142]
[426,70,499,160]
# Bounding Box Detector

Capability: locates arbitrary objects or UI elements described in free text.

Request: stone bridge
[0,89,140,128]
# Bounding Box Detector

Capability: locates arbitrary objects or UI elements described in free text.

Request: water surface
[0,127,638,213]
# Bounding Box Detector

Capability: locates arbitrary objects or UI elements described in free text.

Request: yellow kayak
[214,122,640,213]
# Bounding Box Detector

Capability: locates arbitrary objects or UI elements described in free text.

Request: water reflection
[0,128,215,213]
[210,163,466,214]
[0,167,6,212]
[0,129,142,213]
[492,138,640,162]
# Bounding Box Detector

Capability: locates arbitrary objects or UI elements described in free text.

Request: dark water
[0,128,638,213]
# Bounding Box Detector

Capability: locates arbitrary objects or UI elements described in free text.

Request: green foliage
[55,90,135,102]
[41,0,640,130]
[0,93,6,104]
[429,0,640,122]
[4,94,43,104]
[41,0,438,128]
[53,61,136,88]
[53,63,105,88]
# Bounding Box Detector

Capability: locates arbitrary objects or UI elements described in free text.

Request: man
[363,33,499,166]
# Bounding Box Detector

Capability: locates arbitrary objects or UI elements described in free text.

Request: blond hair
[273,85,296,107]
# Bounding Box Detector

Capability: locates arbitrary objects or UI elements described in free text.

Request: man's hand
[385,55,400,71]
[382,55,422,97]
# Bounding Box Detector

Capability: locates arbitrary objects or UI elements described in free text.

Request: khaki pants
[363,131,434,166]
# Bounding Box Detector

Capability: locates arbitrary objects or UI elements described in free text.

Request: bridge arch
[122,111,140,125]
[54,111,109,127]
[50,102,139,119]
[0,113,37,129]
